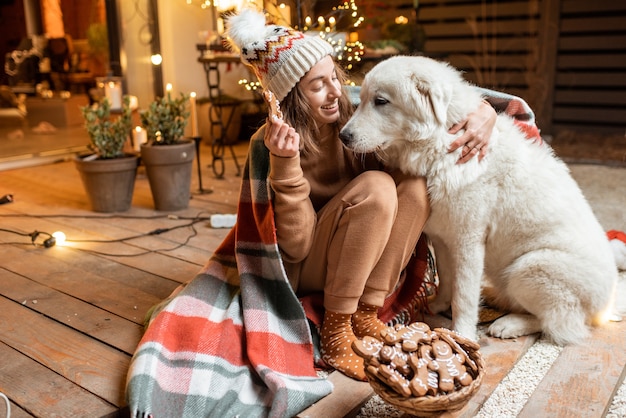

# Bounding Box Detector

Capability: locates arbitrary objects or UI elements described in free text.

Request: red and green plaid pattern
[126,137,335,417]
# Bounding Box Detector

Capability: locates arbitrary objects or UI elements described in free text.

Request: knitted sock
[352,302,388,339]
[320,310,366,381]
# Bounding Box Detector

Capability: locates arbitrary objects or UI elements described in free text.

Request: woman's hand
[264,117,300,158]
[447,100,497,164]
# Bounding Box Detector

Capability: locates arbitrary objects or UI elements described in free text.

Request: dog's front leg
[450,242,486,341]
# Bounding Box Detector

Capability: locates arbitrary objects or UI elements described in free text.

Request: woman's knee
[396,175,430,214]
[354,171,398,215]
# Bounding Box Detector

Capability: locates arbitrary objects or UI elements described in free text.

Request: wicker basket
[364,328,485,417]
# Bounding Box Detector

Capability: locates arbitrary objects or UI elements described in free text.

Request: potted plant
[75,95,139,212]
[139,90,195,211]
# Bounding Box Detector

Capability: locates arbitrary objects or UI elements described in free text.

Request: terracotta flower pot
[75,154,139,212]
[140,140,195,211]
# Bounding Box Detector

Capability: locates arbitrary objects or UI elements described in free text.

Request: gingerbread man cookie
[407,346,439,396]
[437,328,478,373]
[352,336,384,362]
[377,364,412,397]
[379,343,411,375]
[428,339,473,392]
[263,90,283,120]
[380,322,433,352]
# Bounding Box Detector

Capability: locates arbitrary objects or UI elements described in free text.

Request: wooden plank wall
[553,0,626,135]
[413,0,626,136]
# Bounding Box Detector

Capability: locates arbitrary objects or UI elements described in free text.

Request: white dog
[339,55,620,345]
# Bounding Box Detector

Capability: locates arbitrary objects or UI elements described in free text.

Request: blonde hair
[280,61,354,155]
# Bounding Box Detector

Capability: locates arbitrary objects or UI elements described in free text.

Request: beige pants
[286,170,429,314]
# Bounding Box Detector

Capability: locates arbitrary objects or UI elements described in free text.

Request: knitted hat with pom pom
[224,8,334,101]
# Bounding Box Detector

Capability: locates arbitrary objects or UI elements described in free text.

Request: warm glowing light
[395,15,409,24]
[52,231,66,246]
[166,83,173,92]
[150,54,162,65]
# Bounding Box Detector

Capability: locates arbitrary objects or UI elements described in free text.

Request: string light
[333,0,364,28]
[52,231,67,246]
[238,78,262,92]
[0,213,218,256]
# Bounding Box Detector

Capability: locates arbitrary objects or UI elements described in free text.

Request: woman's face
[299,55,342,126]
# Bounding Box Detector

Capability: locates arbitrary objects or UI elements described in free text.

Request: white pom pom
[225,8,269,51]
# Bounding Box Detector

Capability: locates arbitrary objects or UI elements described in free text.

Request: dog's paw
[452,324,478,342]
[488,313,541,339]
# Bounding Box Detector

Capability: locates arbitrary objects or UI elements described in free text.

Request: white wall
[158,1,253,99]
[157,0,210,98]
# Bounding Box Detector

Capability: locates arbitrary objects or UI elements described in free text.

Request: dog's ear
[412,74,452,126]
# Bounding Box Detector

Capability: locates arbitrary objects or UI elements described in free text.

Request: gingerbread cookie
[428,339,473,392]
[377,364,412,397]
[379,343,411,375]
[437,328,479,373]
[353,322,479,398]
[263,90,283,120]
[352,336,384,362]
[407,346,439,396]
[380,322,433,352]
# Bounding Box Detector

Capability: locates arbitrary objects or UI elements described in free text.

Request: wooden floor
[1,139,625,418]
[0,140,246,417]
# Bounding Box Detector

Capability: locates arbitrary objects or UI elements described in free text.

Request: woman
[225,9,498,381]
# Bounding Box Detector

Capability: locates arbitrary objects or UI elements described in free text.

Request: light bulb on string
[52,231,66,246]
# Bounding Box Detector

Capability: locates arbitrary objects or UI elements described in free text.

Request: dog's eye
[374,97,389,106]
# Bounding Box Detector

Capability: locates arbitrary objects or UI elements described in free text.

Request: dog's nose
[339,130,352,146]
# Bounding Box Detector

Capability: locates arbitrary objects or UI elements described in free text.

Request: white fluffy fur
[224,8,271,52]
[340,55,621,345]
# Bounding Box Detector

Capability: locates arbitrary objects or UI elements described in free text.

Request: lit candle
[128,95,139,110]
[329,16,336,30]
[133,126,147,152]
[105,81,122,110]
[166,83,172,99]
[189,92,199,137]
[305,16,312,29]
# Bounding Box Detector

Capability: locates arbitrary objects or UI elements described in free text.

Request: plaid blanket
[477,87,542,143]
[126,136,437,418]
